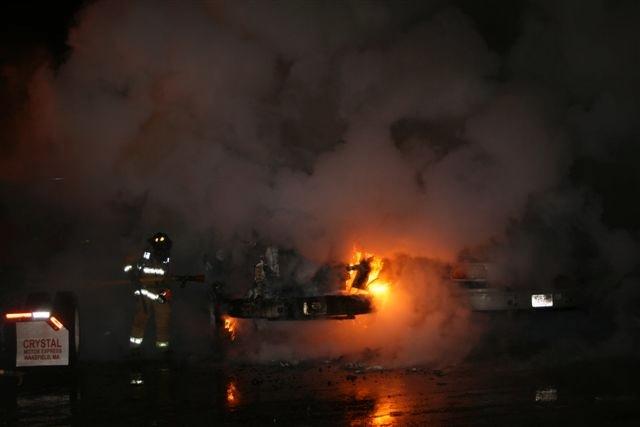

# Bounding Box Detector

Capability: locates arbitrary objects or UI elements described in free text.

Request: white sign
[531,294,554,308]
[16,321,69,367]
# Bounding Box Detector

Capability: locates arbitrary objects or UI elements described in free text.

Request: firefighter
[249,245,280,299]
[250,256,267,299]
[264,246,279,279]
[124,232,173,354]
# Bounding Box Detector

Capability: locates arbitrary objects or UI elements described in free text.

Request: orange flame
[223,316,237,341]
[347,250,391,302]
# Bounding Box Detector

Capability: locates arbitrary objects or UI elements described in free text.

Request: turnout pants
[130,296,171,349]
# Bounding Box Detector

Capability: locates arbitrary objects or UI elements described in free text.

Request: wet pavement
[2,359,640,426]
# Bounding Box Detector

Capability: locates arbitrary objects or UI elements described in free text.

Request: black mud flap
[53,291,80,366]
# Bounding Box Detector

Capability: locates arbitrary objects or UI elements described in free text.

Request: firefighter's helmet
[148,232,172,252]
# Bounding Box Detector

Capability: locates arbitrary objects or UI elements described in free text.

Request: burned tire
[53,291,80,366]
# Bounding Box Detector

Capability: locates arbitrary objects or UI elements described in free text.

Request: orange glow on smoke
[224,316,237,341]
[367,282,390,299]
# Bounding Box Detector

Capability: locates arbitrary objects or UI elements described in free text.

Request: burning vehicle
[204,249,388,344]
[221,250,387,322]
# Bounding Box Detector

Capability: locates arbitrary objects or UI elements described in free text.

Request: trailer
[450,263,581,312]
[1,291,79,371]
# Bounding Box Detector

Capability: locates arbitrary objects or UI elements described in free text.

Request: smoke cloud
[1,0,639,364]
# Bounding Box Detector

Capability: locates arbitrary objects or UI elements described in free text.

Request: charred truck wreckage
[222,260,375,322]
[124,234,580,340]
[225,251,377,321]
[1,234,582,370]
[124,236,379,346]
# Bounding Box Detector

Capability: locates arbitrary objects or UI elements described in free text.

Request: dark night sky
[0,1,84,65]
[0,1,524,63]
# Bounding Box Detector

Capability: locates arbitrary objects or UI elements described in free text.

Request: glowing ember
[223,316,237,341]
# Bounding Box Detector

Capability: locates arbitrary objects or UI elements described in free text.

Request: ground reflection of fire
[348,375,407,427]
[226,380,239,407]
